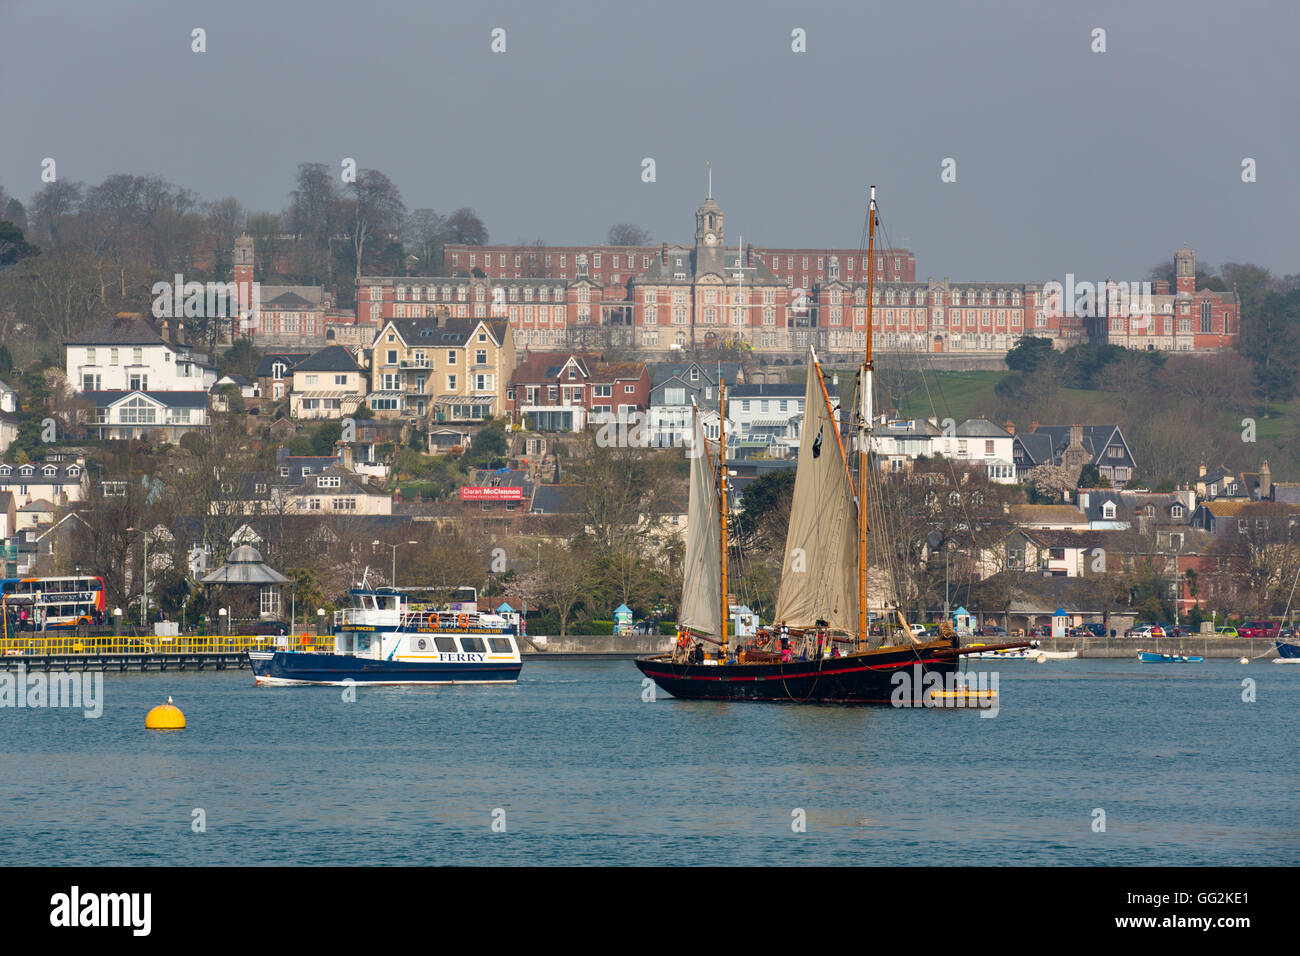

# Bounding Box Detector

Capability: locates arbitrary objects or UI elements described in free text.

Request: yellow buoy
[145,696,186,730]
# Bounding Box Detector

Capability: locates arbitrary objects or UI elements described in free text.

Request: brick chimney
[661,241,669,266]
[1261,459,1272,500]
[1152,279,1170,295]
[1070,423,1083,446]
[1004,421,1015,436]
[1198,462,1207,478]
[1029,421,1039,433]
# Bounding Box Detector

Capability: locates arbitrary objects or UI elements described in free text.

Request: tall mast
[857,186,877,653]
[718,378,729,656]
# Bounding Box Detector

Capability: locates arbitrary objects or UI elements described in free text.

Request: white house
[0,457,87,508]
[726,382,840,453]
[0,379,19,454]
[869,416,1017,484]
[65,315,217,394]
[87,391,210,442]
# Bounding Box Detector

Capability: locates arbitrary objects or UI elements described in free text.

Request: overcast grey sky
[3,0,1297,282]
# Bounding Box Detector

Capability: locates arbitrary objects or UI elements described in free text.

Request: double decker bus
[0,575,107,631]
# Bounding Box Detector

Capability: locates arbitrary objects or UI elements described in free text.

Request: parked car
[1125,624,1165,639]
[1238,621,1279,639]
[1215,626,1239,638]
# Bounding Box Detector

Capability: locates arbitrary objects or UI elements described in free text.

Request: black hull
[634,642,959,704]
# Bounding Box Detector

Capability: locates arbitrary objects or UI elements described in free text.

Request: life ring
[457,613,469,628]
[426,613,436,627]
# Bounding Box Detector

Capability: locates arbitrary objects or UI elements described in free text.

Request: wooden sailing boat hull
[634,640,959,704]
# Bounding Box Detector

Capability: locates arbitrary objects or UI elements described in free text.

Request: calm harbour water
[1,658,1296,866]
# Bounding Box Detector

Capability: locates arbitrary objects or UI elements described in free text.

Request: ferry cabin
[332,588,521,665]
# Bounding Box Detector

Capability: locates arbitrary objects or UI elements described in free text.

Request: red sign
[460,486,524,502]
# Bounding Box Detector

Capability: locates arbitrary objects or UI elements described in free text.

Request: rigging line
[875,206,992,614]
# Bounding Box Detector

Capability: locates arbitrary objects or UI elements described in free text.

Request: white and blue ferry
[248,586,522,686]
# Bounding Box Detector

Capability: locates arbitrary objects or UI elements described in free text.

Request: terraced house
[366,316,514,423]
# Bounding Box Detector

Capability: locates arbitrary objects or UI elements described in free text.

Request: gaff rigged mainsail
[678,409,722,639]
[774,354,860,634]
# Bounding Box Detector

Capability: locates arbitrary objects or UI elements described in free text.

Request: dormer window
[67,466,80,476]
[19,465,33,476]
[42,465,56,476]
[1170,505,1184,519]
[1102,502,1116,519]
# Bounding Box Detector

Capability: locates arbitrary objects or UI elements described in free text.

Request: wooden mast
[858,186,877,654]
[718,378,729,657]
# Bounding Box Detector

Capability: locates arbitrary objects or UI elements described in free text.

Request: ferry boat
[248,586,522,686]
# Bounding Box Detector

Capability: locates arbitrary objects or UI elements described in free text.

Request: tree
[28,180,84,247]
[344,169,406,296]
[0,220,38,268]
[443,208,488,246]
[288,163,344,286]
[405,209,445,274]
[1237,287,1300,416]
[515,540,590,638]
[607,223,652,246]
[1004,335,1055,374]
[1022,463,1076,503]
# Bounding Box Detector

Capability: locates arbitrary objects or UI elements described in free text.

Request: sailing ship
[635,187,1029,703]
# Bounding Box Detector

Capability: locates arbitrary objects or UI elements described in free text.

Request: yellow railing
[0,634,334,656]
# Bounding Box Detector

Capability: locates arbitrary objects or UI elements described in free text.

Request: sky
[2,0,1298,283]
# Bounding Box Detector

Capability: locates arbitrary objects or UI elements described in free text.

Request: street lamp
[317,607,326,637]
[379,540,419,588]
[218,607,227,635]
[125,526,148,629]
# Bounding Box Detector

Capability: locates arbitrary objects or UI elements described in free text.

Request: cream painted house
[289,346,367,420]
[367,316,514,422]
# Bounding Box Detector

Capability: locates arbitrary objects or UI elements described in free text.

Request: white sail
[679,413,722,638]
[774,356,860,633]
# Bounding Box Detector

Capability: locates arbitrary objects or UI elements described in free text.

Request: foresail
[679,416,722,638]
[774,357,860,633]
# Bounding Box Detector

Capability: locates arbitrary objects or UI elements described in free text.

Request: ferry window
[434,637,458,653]
[489,638,513,653]
[459,637,486,653]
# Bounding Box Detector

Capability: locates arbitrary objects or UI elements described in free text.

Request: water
[1,659,1296,865]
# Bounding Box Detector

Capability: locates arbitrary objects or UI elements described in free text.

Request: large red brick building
[356,193,1237,362]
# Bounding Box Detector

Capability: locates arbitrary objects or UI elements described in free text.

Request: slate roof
[529,484,584,514]
[956,418,1012,438]
[263,291,314,309]
[82,389,210,408]
[381,316,510,348]
[1010,504,1089,526]
[292,346,362,374]
[256,353,312,377]
[66,316,167,346]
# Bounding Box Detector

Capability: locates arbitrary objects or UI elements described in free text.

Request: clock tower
[694,167,725,276]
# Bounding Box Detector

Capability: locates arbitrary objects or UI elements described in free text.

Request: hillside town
[1,175,1299,640]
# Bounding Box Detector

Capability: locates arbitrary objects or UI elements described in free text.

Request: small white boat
[1031,648,1079,661]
